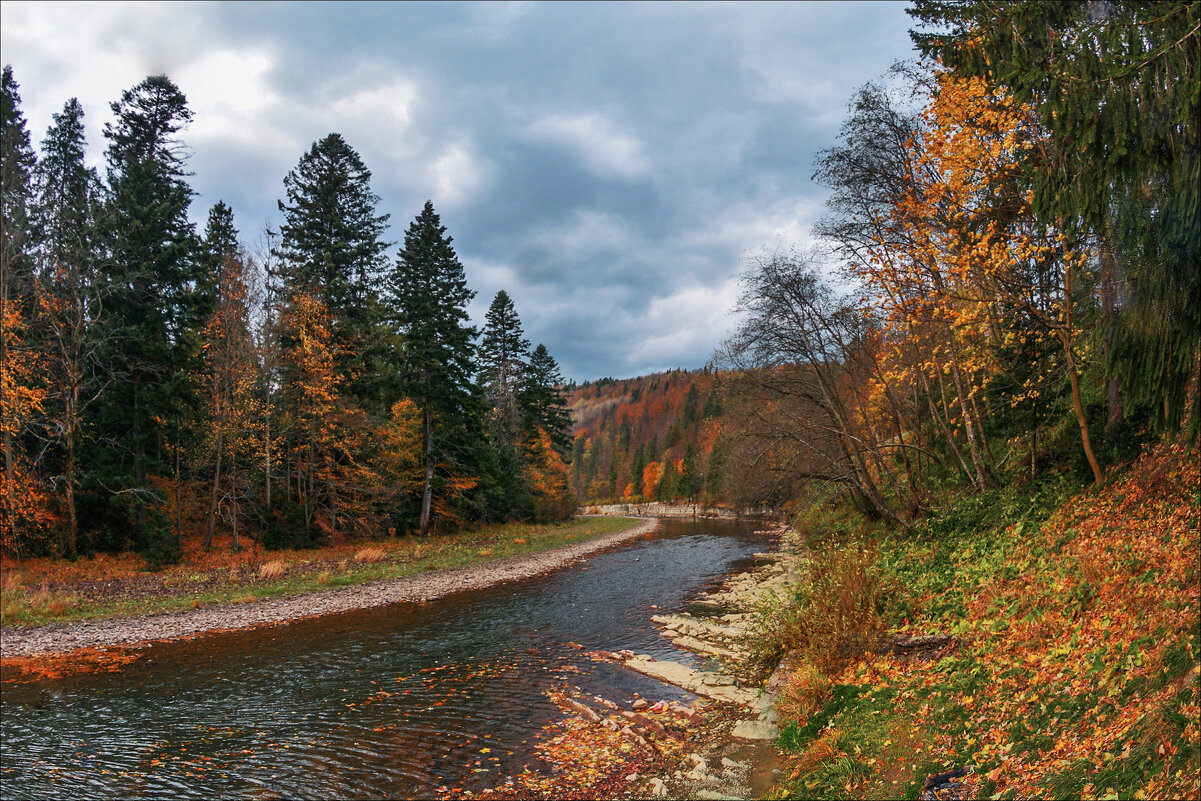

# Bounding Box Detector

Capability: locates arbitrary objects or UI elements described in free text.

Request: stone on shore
[623,654,757,705]
[731,719,779,740]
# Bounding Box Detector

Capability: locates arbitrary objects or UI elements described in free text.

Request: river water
[0,519,770,799]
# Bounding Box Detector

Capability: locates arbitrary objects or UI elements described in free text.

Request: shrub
[784,546,891,676]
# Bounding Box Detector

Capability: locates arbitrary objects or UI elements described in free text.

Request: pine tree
[93,74,204,564]
[1,65,36,304]
[276,133,390,412]
[519,344,574,456]
[33,97,104,555]
[385,201,483,535]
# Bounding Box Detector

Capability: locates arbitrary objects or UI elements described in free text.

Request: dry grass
[316,569,332,586]
[257,560,286,581]
[792,731,843,774]
[353,546,387,564]
[476,547,493,557]
[778,662,832,725]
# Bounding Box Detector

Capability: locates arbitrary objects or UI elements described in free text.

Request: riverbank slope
[761,442,1199,800]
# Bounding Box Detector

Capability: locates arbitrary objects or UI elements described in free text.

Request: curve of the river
[0,519,769,799]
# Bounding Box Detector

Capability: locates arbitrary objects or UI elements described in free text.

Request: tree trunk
[945,342,995,489]
[1062,261,1104,484]
[927,365,976,485]
[1100,236,1122,433]
[206,431,223,550]
[419,409,434,536]
[65,414,77,556]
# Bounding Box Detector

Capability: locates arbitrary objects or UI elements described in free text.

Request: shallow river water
[0,519,769,799]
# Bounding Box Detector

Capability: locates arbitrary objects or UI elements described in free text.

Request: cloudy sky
[2,1,918,381]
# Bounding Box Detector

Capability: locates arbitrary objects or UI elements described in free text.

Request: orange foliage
[524,429,574,521]
[641,462,662,499]
[0,298,53,552]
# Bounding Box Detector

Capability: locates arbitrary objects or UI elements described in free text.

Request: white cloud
[428,141,491,209]
[330,79,418,137]
[526,112,650,179]
[181,47,296,153]
[627,279,742,368]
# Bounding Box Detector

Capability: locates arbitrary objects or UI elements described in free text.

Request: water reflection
[1,520,767,799]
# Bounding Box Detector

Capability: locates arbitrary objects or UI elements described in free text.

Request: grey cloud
[2,0,917,381]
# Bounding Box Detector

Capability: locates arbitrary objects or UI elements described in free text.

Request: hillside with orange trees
[566,370,729,506]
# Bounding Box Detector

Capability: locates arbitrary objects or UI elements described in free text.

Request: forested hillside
[0,69,575,566]
[566,370,728,506]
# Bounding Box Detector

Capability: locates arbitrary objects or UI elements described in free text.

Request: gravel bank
[0,518,660,660]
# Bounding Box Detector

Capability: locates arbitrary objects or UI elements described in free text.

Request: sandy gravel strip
[0,518,660,660]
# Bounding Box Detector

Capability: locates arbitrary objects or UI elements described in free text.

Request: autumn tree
[910,0,1200,436]
[522,429,574,522]
[0,300,50,555]
[201,246,265,551]
[385,201,485,535]
[275,291,377,542]
[715,249,918,526]
[1,65,38,544]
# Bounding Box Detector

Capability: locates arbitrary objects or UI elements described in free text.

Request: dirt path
[0,519,660,660]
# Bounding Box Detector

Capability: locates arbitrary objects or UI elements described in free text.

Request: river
[0,519,770,799]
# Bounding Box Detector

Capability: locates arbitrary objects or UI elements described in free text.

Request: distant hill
[566,369,728,505]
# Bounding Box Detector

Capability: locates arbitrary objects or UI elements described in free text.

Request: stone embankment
[579,502,773,519]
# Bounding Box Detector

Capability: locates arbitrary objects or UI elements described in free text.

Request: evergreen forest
[1,69,576,565]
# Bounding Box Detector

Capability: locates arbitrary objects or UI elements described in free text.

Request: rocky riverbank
[0,518,661,663]
[539,521,808,800]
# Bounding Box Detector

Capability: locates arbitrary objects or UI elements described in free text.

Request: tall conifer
[33,97,104,555]
[276,133,390,412]
[93,74,203,563]
[385,201,484,535]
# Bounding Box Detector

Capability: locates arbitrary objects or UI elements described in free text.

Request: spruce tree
[202,201,239,265]
[1,66,36,303]
[479,290,530,435]
[385,201,483,535]
[479,291,531,516]
[276,133,390,412]
[93,74,204,563]
[519,344,574,456]
[33,97,104,555]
